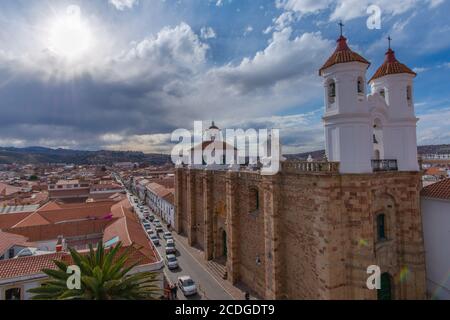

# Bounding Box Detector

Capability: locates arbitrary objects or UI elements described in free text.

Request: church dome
[319,36,370,76]
[369,48,416,83]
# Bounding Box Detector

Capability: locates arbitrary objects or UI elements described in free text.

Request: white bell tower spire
[319,27,373,174]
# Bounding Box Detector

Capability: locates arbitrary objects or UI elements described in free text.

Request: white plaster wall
[421,198,450,300]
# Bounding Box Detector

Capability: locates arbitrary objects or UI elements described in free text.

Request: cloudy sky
[0,0,449,154]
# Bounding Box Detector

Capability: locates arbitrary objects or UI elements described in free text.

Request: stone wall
[175,167,427,300]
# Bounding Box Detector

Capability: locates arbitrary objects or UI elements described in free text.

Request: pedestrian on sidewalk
[171,284,178,299]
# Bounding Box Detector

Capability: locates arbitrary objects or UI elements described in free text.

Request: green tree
[28,242,161,300]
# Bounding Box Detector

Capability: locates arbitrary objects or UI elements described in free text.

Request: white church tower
[319,33,373,173]
[368,41,419,171]
[320,29,420,174]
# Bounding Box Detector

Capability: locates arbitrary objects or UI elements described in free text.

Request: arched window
[379,89,385,98]
[249,187,260,213]
[376,213,386,241]
[357,77,364,94]
[406,86,412,105]
[328,80,336,104]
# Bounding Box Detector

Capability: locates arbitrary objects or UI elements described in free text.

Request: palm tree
[28,241,161,300]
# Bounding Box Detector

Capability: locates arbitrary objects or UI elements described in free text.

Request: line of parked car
[133,195,198,297]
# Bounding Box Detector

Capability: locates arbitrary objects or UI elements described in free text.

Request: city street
[127,192,234,301]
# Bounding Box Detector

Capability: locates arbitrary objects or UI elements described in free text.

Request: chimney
[56,235,64,252]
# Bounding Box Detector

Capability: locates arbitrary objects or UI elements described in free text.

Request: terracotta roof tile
[369,48,416,82]
[0,253,64,280]
[319,36,370,75]
[0,231,34,255]
[421,178,450,200]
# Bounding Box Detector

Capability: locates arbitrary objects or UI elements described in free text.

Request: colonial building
[421,178,450,300]
[175,34,427,300]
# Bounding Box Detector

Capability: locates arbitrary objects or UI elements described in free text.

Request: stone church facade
[174,34,427,300]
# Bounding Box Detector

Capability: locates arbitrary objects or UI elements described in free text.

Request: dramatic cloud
[0,1,448,153]
[276,0,445,22]
[0,19,333,153]
[109,0,139,11]
[210,28,332,93]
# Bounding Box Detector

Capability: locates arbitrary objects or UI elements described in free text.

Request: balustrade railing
[281,160,340,173]
[371,159,398,172]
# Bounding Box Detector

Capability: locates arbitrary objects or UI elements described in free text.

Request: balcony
[371,159,398,172]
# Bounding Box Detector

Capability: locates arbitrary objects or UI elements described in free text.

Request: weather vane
[338,20,344,36]
[387,35,392,49]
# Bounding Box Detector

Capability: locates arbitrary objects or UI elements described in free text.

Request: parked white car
[163,232,173,240]
[178,276,197,296]
[165,242,176,254]
[166,254,179,270]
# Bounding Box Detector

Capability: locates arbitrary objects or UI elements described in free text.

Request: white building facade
[421,179,450,300]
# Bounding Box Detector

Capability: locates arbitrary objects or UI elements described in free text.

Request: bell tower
[319,26,373,173]
[369,38,419,171]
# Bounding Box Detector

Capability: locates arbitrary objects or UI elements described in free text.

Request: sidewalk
[172,231,259,301]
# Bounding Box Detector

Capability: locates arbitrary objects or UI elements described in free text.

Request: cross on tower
[338,20,344,36]
[387,36,392,49]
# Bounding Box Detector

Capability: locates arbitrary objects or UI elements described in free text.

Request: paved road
[128,193,233,301]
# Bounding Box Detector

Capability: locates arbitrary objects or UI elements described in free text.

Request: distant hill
[285,144,450,160]
[0,147,171,165]
[1,144,448,165]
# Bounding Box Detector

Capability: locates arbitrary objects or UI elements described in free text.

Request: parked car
[165,242,176,254]
[165,254,179,270]
[150,235,160,246]
[166,239,175,246]
[163,232,173,240]
[148,215,155,222]
[154,219,160,224]
[146,228,154,235]
[178,276,197,296]
[143,222,151,229]
[156,226,164,233]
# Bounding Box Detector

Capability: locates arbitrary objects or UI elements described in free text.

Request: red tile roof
[319,36,370,75]
[105,200,159,265]
[421,178,450,200]
[369,48,416,82]
[0,212,32,230]
[0,199,161,283]
[146,182,173,199]
[0,231,34,255]
[425,167,445,176]
[11,201,115,228]
[0,253,64,281]
[0,183,22,197]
